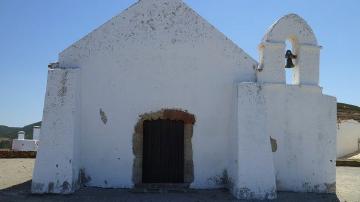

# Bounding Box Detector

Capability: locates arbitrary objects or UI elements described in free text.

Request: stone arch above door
[132,109,196,185]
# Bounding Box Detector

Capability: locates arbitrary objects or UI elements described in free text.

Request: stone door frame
[132,109,195,185]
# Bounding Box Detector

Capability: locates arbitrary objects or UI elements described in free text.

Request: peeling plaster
[99,109,108,125]
[32,0,335,200]
[300,182,336,193]
[58,71,68,98]
[237,187,255,199]
[79,168,92,185]
[48,182,54,192]
[325,182,336,193]
[233,186,276,200]
[61,181,70,193]
[270,136,277,152]
[207,170,233,189]
[31,183,45,193]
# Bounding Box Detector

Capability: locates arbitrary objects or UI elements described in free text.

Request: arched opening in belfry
[285,39,296,85]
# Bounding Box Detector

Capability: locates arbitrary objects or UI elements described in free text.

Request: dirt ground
[0,159,359,202]
[0,159,34,190]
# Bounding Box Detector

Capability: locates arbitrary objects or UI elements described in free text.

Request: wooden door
[142,119,184,183]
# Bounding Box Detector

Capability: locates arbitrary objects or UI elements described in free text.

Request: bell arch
[257,14,321,85]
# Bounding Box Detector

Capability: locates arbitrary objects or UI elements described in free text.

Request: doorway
[142,119,184,183]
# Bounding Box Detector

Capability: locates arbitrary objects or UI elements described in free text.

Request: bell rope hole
[285,40,295,84]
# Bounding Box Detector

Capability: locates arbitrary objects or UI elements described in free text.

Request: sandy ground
[336,166,360,202]
[0,159,34,190]
[0,159,359,202]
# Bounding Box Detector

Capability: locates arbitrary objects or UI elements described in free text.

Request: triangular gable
[59,0,257,67]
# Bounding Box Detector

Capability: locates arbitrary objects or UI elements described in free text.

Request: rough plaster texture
[55,0,256,192]
[252,13,336,196]
[12,139,39,151]
[32,1,336,200]
[230,83,277,200]
[229,83,336,199]
[337,120,360,158]
[258,14,320,86]
[32,68,80,194]
[260,84,336,193]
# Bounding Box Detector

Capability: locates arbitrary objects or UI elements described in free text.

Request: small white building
[32,0,337,200]
[12,129,40,151]
[337,119,360,158]
[33,126,41,141]
[336,103,360,158]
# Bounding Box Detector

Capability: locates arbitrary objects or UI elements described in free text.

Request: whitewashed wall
[337,120,360,158]
[262,84,336,193]
[32,1,336,200]
[228,14,336,199]
[231,83,277,200]
[32,68,80,194]
[230,83,336,199]
[37,0,257,192]
[12,139,39,151]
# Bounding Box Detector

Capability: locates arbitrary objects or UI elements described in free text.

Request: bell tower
[256,14,321,86]
[233,13,337,200]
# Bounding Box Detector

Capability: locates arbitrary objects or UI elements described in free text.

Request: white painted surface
[12,139,39,151]
[33,127,41,141]
[255,13,336,194]
[17,131,25,140]
[230,82,336,198]
[58,0,256,191]
[337,120,360,158]
[32,1,336,200]
[261,84,336,193]
[32,68,80,194]
[230,83,277,199]
[258,14,320,86]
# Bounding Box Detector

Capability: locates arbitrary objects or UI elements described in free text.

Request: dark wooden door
[142,119,184,183]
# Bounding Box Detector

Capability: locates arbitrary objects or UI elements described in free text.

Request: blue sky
[0,0,359,127]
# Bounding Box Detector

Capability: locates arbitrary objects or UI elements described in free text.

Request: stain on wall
[99,109,108,125]
[270,137,277,152]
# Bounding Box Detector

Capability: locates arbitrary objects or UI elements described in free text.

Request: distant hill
[0,125,20,138]
[337,103,360,122]
[0,121,41,140]
[0,121,41,149]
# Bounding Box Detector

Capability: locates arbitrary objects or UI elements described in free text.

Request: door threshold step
[132,184,194,193]
[130,188,196,193]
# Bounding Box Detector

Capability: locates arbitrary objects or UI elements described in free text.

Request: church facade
[32,0,336,200]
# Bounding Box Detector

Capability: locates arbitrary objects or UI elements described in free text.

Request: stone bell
[285,50,297,69]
